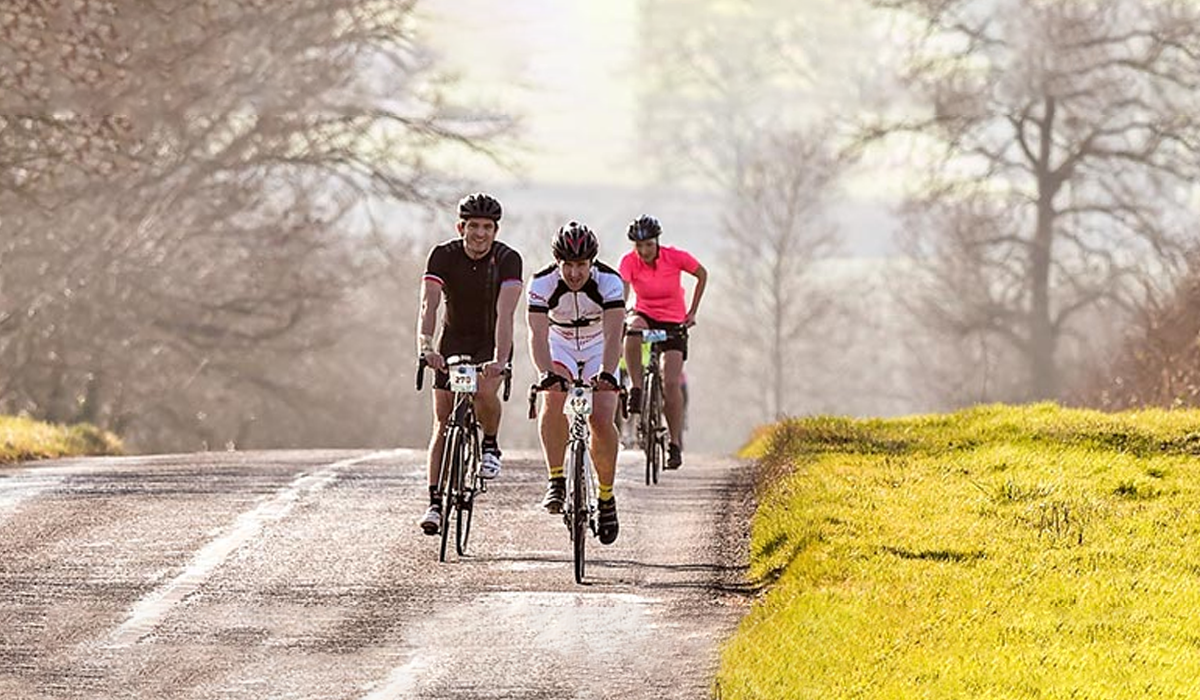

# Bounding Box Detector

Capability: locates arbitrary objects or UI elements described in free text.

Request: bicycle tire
[571,439,587,584]
[642,366,656,485]
[438,426,461,563]
[456,424,479,556]
[649,371,664,484]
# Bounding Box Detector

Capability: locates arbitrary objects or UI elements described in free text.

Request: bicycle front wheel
[648,374,664,484]
[642,380,655,485]
[571,440,588,584]
[456,434,479,556]
[438,426,463,563]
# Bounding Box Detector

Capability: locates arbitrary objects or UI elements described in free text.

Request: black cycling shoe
[541,477,566,514]
[627,386,642,414]
[597,497,619,545]
[666,443,682,469]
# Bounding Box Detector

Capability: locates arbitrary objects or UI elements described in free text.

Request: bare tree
[0,1,516,450]
[1070,251,1200,410]
[861,0,1200,401]
[635,0,815,192]
[714,129,841,420]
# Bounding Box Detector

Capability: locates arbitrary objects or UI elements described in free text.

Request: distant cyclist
[416,193,523,535]
[619,215,707,469]
[527,221,625,545]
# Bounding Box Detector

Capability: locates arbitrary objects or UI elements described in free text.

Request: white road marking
[106,450,401,647]
[361,657,430,700]
[0,475,65,527]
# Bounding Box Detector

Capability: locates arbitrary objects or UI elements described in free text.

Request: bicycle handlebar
[628,326,689,341]
[415,357,513,402]
[527,379,629,420]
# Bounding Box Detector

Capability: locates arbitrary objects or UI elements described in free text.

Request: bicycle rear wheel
[571,440,587,584]
[438,426,462,562]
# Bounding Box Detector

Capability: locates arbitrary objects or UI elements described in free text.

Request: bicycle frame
[417,355,511,562]
[632,327,685,485]
[528,375,600,584]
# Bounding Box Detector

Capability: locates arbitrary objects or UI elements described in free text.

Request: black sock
[483,434,499,452]
[428,485,439,505]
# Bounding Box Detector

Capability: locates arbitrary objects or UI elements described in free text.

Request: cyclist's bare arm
[526,311,556,376]
[601,307,624,375]
[419,279,445,370]
[686,263,708,326]
[489,283,522,377]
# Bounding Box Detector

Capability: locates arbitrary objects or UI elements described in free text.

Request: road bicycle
[630,326,687,485]
[528,367,623,583]
[417,355,511,562]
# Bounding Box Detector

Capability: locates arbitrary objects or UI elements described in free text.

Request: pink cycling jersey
[618,245,700,324]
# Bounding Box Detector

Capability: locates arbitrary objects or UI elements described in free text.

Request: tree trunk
[1029,96,1060,401]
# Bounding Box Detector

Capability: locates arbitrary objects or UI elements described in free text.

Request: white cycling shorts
[549,331,604,382]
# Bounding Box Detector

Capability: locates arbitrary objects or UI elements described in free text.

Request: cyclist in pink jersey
[618,215,708,469]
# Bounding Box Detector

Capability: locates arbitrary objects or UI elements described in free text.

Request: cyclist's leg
[421,387,454,532]
[426,388,454,487]
[681,378,689,433]
[588,391,619,494]
[538,381,570,470]
[475,373,502,435]
[473,345,508,477]
[662,349,686,448]
[537,353,574,511]
[580,348,618,490]
[623,312,648,391]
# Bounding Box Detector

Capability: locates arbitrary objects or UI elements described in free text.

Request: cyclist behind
[527,222,625,545]
[619,215,707,469]
[417,192,523,535]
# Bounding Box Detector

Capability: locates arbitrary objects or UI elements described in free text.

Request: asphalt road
[0,447,754,699]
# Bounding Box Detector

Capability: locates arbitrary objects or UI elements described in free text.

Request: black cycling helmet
[552,221,599,261]
[458,192,502,222]
[627,214,662,241]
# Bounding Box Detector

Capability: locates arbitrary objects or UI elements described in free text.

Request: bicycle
[631,326,688,485]
[417,355,511,562]
[528,367,624,584]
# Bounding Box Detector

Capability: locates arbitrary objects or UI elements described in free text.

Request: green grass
[0,414,123,464]
[718,403,1200,699]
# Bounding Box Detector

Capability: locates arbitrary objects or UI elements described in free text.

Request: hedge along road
[0,447,754,699]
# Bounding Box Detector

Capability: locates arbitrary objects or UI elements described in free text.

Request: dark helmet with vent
[627,214,661,241]
[457,192,502,222]
[552,221,599,261]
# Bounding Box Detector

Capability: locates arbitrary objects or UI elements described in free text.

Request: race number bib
[563,386,593,416]
[450,364,477,393]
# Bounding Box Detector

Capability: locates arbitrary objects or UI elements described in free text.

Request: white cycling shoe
[479,448,502,479]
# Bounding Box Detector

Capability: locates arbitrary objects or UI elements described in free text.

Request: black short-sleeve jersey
[423,239,523,353]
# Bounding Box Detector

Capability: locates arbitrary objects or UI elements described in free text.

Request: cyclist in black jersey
[527,221,625,545]
[416,193,523,535]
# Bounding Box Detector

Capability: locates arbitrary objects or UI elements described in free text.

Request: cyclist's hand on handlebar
[537,370,569,391]
[590,371,619,391]
[481,360,508,379]
[422,351,446,372]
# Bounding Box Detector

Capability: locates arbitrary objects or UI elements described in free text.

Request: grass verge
[717,402,1200,699]
[0,414,123,465]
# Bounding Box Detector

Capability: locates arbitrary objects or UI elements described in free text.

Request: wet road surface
[0,448,754,699]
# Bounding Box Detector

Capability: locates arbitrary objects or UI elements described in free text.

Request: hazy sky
[420,0,642,187]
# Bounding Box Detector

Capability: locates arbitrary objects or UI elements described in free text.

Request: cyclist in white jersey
[527,221,625,545]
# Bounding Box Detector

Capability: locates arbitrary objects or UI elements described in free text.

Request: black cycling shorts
[624,312,688,360]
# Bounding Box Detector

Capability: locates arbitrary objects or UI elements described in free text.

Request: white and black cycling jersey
[527,260,625,349]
